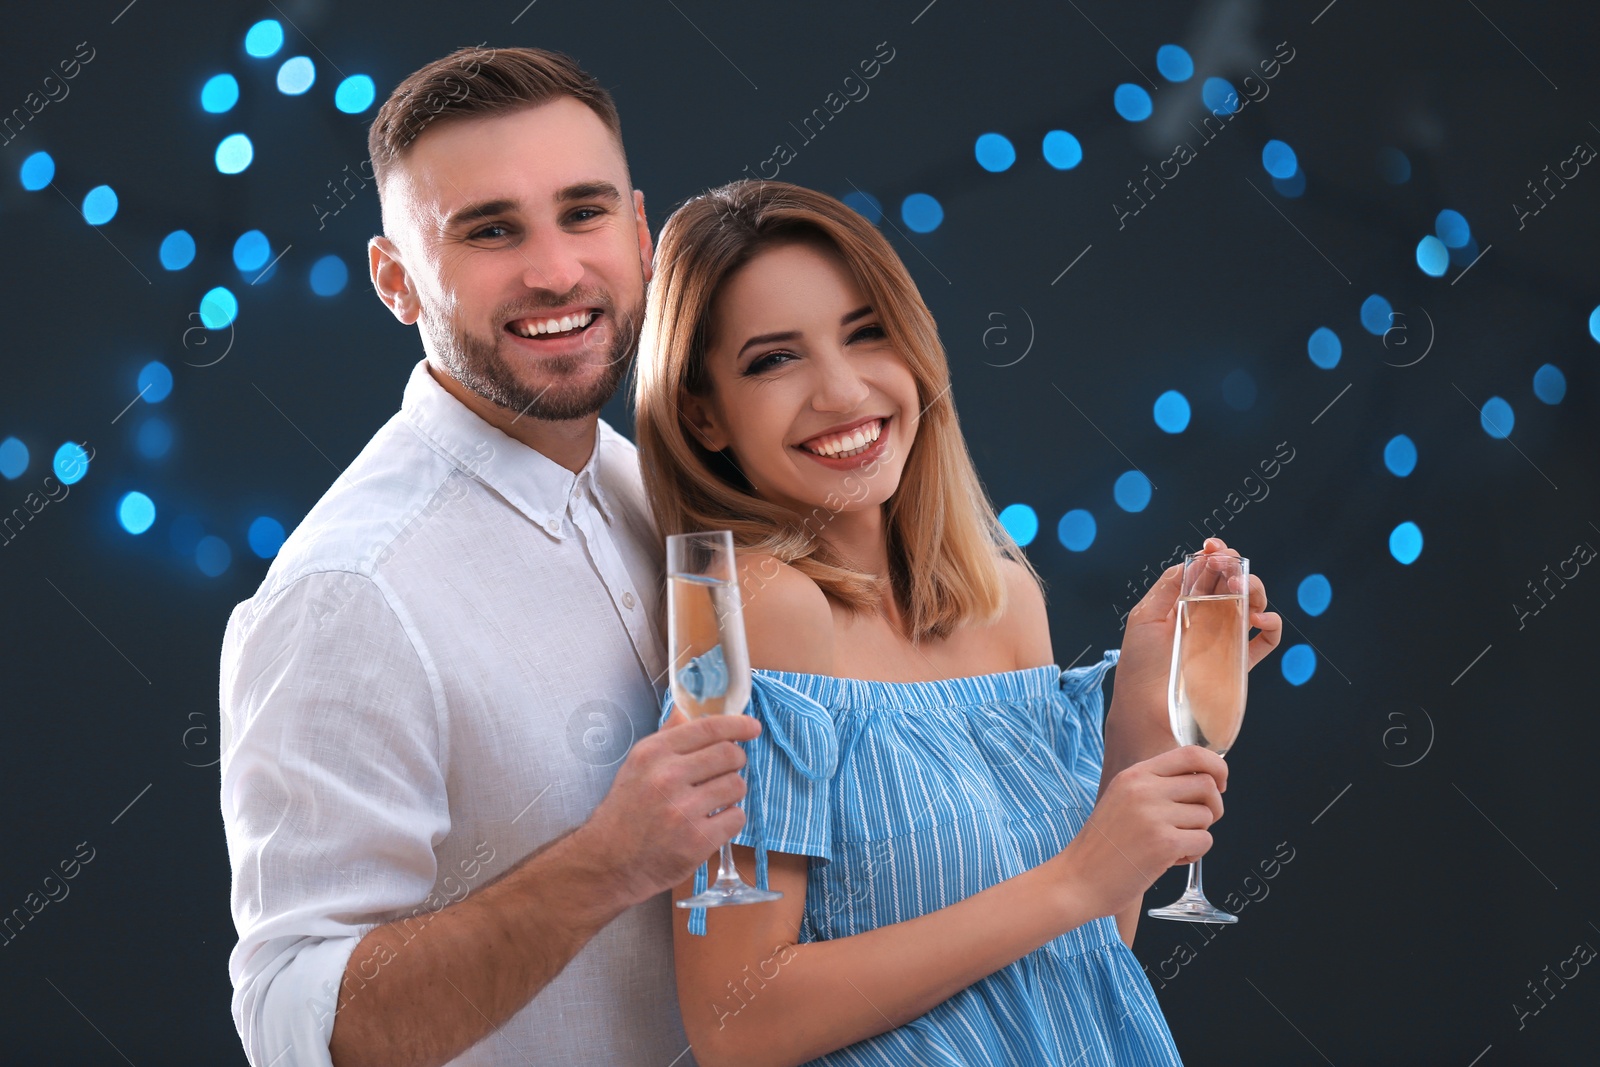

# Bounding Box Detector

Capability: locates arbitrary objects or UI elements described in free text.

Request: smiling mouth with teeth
[507,309,600,338]
[797,417,886,459]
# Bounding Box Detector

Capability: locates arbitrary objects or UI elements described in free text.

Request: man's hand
[579,709,761,908]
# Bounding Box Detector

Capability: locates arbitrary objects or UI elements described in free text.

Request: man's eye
[471,225,509,240]
[569,207,605,223]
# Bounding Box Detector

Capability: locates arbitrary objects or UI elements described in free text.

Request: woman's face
[685,239,921,520]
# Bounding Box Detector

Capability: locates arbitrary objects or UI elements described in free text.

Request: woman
[633,180,1282,1067]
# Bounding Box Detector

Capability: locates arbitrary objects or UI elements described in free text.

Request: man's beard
[423,292,642,422]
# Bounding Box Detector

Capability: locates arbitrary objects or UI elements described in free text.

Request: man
[219,45,756,1067]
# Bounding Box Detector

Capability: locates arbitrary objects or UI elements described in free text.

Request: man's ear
[370,235,419,325]
[633,188,655,284]
[679,390,729,452]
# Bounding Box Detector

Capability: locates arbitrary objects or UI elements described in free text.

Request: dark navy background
[2,0,1595,1062]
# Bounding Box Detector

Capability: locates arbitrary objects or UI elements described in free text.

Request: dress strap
[685,671,837,936]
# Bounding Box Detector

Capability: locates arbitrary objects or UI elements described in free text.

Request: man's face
[372,98,652,421]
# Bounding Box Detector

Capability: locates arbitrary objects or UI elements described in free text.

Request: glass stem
[715,841,739,885]
[1186,856,1205,898]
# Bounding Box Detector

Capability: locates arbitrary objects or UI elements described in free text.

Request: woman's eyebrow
[736,305,873,361]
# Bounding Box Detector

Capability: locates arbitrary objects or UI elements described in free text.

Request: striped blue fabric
[657,648,1185,1065]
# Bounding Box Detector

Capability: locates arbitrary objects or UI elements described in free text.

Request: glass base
[1147,891,1238,924]
[677,874,783,909]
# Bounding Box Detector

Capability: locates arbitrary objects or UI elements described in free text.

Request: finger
[661,712,761,753]
[1172,829,1214,866]
[1166,778,1224,824]
[1152,745,1229,791]
[674,738,750,786]
[1248,574,1267,613]
[686,768,749,813]
[1248,612,1284,669]
[1129,563,1183,624]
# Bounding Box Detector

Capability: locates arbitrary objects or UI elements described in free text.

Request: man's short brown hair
[367,44,627,190]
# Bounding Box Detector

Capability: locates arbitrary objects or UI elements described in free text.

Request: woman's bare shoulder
[998,556,1054,669]
[735,552,836,675]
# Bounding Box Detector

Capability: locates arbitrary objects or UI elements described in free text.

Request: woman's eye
[746,351,795,375]
[851,324,886,342]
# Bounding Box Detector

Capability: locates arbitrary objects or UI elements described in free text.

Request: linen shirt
[219,358,689,1066]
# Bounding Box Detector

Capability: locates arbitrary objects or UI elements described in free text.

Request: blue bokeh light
[160,229,196,270]
[1057,509,1097,552]
[310,255,349,296]
[1297,574,1332,616]
[1360,294,1394,336]
[196,535,232,577]
[1383,434,1417,477]
[137,361,173,403]
[1202,77,1239,114]
[169,515,205,556]
[1308,326,1341,369]
[83,185,118,225]
[136,418,172,459]
[1435,209,1471,249]
[1221,369,1256,411]
[1480,396,1514,438]
[841,190,881,224]
[233,229,270,272]
[1042,130,1083,170]
[200,286,239,329]
[0,437,28,479]
[1377,147,1411,184]
[1113,471,1152,513]
[118,491,156,535]
[1416,236,1448,277]
[1155,44,1194,82]
[975,133,1016,173]
[54,442,90,485]
[1389,521,1423,565]
[1588,305,1600,344]
[1113,84,1153,121]
[20,151,55,191]
[1281,644,1317,686]
[1272,168,1306,198]
[248,516,287,558]
[998,504,1038,547]
[335,74,376,114]
[277,56,316,95]
[1153,390,1191,433]
[1262,140,1298,179]
[900,193,943,233]
[1533,363,1566,404]
[216,133,254,174]
[244,19,283,58]
[201,73,239,113]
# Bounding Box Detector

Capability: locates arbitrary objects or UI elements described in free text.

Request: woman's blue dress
[658,648,1184,1066]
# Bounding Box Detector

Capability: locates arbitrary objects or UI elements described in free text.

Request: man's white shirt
[219,358,689,1066]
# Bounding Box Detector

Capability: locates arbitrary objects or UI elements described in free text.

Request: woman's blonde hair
[633,179,1038,642]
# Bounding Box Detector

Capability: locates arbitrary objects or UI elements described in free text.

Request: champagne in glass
[1148,551,1249,924]
[668,530,781,909]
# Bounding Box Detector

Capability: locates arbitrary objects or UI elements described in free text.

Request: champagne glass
[1148,550,1249,924]
[668,530,782,909]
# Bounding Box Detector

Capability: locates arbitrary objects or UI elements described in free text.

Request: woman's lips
[794,416,891,470]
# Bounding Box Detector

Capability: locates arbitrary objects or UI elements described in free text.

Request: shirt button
[545,518,560,534]
[622,591,636,610]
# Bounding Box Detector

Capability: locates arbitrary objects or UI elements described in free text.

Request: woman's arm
[671,556,1226,1067]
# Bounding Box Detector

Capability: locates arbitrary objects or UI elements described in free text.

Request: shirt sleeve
[1049,648,1120,799]
[220,570,451,1067]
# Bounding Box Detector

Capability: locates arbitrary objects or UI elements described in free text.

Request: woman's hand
[1111,537,1283,732]
[1049,745,1228,919]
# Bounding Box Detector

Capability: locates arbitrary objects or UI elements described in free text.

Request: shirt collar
[400,358,616,532]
